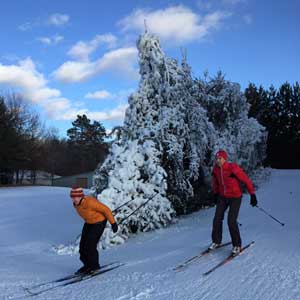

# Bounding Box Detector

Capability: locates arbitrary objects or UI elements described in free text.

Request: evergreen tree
[276,82,298,139]
[245,83,269,122]
[92,34,178,245]
[67,114,107,174]
[292,82,300,140]
[245,82,300,168]
[94,139,174,247]
[196,72,267,171]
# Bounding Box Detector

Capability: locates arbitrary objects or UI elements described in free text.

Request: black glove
[250,194,257,207]
[213,194,219,205]
[111,223,118,233]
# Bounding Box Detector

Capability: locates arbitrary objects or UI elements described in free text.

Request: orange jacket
[74,196,116,225]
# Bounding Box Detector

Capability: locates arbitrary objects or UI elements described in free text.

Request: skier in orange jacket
[70,187,118,275]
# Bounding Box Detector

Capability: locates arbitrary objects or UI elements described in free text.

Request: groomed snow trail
[0,170,299,300]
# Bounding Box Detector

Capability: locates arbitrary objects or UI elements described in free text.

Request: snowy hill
[1,169,299,300]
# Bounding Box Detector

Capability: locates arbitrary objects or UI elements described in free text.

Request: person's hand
[213,194,219,205]
[250,194,257,207]
[111,223,118,233]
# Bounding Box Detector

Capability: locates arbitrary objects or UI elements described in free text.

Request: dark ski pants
[79,220,107,269]
[212,197,242,247]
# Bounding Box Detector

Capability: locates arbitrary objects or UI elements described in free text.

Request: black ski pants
[212,196,242,247]
[79,220,107,269]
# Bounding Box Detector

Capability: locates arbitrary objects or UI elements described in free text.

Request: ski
[174,241,231,271]
[59,263,125,287]
[203,241,255,276]
[25,261,119,290]
[24,263,124,297]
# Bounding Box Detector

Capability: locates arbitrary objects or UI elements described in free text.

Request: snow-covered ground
[1,169,299,300]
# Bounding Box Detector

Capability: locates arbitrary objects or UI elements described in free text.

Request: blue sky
[0,0,299,137]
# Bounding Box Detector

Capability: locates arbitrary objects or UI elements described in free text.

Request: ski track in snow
[1,170,300,300]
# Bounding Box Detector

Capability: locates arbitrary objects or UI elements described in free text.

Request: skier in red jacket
[209,150,258,255]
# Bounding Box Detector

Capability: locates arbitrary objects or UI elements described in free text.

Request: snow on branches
[196,72,267,171]
[88,33,267,247]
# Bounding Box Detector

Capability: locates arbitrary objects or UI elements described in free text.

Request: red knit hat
[216,150,228,160]
[70,187,84,198]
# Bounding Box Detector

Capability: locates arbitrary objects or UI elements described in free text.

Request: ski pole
[74,190,154,241]
[113,188,144,213]
[255,205,285,226]
[112,197,136,213]
[118,191,160,225]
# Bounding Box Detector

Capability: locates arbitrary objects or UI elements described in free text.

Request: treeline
[0,94,108,185]
[245,82,300,168]
[1,80,299,185]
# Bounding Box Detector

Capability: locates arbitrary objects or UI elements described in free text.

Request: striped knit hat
[216,150,228,160]
[70,187,84,198]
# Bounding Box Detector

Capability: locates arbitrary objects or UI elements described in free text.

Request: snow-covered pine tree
[175,56,216,212]
[93,138,174,248]
[92,32,216,246]
[195,71,267,172]
[91,33,178,246]
[123,34,215,214]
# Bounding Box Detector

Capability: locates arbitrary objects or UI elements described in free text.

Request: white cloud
[118,5,231,44]
[0,57,60,103]
[18,13,70,31]
[222,0,246,4]
[68,42,96,61]
[1,54,20,63]
[98,47,138,76]
[84,88,134,101]
[42,97,75,119]
[53,47,138,83]
[52,60,98,82]
[37,35,64,45]
[243,14,252,25]
[0,57,127,123]
[68,34,117,60]
[37,37,52,45]
[48,13,70,26]
[27,87,61,103]
[18,22,32,31]
[87,104,128,122]
[43,99,128,122]
[85,90,113,99]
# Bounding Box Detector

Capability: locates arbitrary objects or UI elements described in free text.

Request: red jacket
[212,162,255,198]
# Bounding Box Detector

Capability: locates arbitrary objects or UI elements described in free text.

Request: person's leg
[79,223,89,267]
[227,197,242,247]
[85,220,107,270]
[212,197,229,244]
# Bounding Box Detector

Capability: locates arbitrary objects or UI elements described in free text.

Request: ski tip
[240,241,255,252]
[244,241,255,247]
